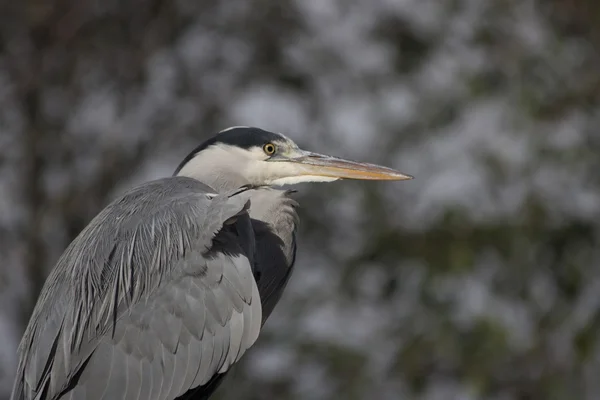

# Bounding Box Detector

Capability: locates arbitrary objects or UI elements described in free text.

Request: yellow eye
[263,143,276,155]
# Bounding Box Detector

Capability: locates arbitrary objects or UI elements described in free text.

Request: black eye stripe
[173,127,285,175]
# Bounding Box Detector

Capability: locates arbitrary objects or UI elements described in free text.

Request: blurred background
[1,0,599,399]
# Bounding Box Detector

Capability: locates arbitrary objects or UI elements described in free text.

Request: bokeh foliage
[0,0,599,399]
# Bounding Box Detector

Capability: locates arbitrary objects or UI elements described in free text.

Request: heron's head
[175,127,412,192]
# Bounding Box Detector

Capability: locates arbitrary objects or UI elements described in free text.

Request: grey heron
[12,127,412,400]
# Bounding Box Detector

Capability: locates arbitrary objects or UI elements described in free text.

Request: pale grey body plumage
[12,177,298,400]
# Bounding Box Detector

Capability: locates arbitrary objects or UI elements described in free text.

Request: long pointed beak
[284,150,413,181]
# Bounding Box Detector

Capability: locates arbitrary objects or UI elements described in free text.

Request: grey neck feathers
[245,188,299,266]
[244,189,298,230]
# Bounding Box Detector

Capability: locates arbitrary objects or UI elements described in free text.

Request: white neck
[176,145,251,192]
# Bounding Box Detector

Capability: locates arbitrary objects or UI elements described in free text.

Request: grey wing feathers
[12,177,262,400]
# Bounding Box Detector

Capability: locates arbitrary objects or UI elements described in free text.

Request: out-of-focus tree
[0,0,599,399]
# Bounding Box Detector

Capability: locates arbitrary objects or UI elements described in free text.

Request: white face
[176,138,339,191]
[236,141,341,186]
